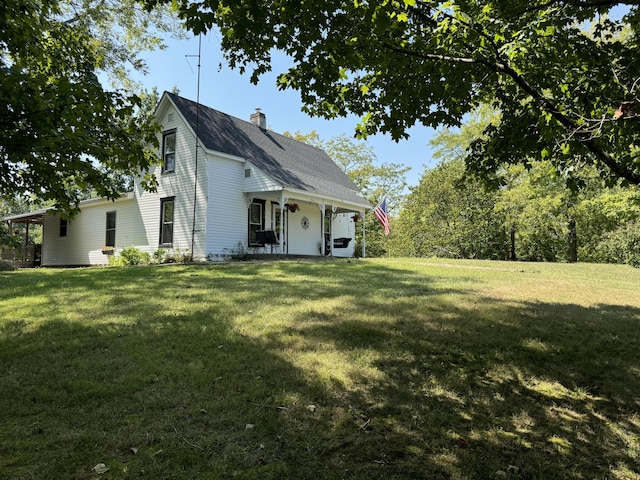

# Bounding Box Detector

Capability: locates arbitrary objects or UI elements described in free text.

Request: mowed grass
[1,258,639,480]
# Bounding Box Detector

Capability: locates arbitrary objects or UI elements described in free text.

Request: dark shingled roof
[166,92,369,207]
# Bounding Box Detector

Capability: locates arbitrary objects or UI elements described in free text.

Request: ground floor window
[160,197,175,246]
[248,201,264,246]
[105,211,116,247]
[59,218,67,237]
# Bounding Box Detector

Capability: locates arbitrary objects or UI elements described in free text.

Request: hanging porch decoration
[285,202,300,213]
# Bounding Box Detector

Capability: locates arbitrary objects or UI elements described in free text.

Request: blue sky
[134,32,439,188]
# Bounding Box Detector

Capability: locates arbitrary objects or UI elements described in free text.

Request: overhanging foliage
[147,0,640,185]
[1,0,173,216]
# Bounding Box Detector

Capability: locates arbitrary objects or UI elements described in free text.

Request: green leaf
[158,0,640,186]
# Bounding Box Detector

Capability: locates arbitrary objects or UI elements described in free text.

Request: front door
[323,212,332,256]
[272,205,287,253]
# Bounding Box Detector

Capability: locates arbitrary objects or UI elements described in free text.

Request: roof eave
[280,186,372,210]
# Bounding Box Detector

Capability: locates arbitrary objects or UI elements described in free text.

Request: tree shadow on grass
[1,262,445,479]
[1,262,639,479]
[1,309,320,479]
[271,294,640,479]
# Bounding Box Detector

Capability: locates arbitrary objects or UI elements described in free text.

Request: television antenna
[186,35,202,262]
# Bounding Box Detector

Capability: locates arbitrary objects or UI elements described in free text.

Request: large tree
[397,102,640,263]
[59,0,186,89]
[393,157,506,258]
[1,0,182,216]
[148,0,640,185]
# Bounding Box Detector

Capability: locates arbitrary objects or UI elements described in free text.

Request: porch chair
[256,229,279,254]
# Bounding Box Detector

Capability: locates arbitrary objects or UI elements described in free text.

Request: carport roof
[3,208,52,225]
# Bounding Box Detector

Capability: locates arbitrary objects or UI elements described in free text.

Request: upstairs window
[105,211,116,247]
[160,197,175,246]
[162,130,176,173]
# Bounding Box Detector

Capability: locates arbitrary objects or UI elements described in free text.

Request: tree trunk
[510,227,516,261]
[567,219,577,263]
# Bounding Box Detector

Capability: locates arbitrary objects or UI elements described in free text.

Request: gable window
[162,129,176,173]
[160,197,175,246]
[59,218,67,237]
[248,201,264,246]
[105,211,116,247]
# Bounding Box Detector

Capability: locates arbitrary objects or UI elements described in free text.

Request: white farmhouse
[4,92,371,266]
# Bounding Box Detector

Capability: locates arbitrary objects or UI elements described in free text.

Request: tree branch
[560,0,640,7]
[382,18,640,184]
[381,42,480,65]
[513,0,640,18]
[488,61,640,184]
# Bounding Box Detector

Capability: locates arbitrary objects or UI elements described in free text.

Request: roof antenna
[186,34,202,262]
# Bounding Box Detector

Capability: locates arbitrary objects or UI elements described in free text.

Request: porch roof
[2,193,135,225]
[3,208,52,225]
[245,187,368,213]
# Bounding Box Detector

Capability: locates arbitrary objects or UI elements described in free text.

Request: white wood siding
[286,203,325,256]
[41,198,147,266]
[37,95,367,264]
[242,162,281,192]
[205,154,248,257]
[134,103,208,259]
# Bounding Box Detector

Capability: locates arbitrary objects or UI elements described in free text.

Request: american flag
[373,197,390,236]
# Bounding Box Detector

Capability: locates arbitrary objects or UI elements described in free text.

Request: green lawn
[1,258,639,479]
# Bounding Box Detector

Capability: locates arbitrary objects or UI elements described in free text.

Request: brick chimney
[250,108,266,129]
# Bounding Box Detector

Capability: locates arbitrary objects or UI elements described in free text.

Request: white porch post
[330,205,337,257]
[319,202,325,256]
[361,210,366,258]
[280,191,287,255]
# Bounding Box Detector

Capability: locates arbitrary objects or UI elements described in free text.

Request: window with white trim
[105,211,116,247]
[248,201,264,246]
[160,198,174,245]
[162,130,176,173]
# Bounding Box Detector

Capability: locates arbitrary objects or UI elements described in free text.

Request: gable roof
[164,92,370,208]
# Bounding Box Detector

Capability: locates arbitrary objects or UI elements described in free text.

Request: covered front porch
[245,188,369,258]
